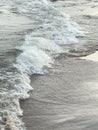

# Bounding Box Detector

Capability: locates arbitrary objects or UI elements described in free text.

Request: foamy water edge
[0,0,85,130]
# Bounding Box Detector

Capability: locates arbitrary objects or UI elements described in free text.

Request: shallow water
[22,59,98,130]
[0,0,98,130]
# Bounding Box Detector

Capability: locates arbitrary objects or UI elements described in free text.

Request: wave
[0,0,84,130]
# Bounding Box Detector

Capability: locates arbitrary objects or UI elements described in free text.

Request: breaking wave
[0,0,84,130]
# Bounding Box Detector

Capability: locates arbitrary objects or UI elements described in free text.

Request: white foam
[17,0,84,45]
[15,45,53,74]
[24,36,62,54]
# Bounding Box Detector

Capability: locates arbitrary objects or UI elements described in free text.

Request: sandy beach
[81,51,98,62]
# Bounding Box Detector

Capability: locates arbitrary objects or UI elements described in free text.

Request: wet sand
[81,51,98,62]
[21,0,98,130]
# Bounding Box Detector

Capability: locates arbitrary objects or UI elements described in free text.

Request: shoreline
[21,0,98,130]
[81,51,98,62]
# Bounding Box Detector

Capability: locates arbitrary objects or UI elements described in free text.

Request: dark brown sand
[21,0,98,130]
